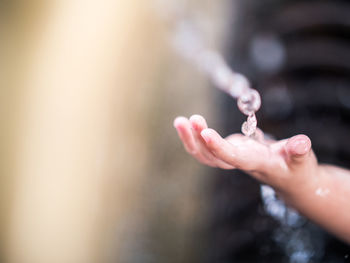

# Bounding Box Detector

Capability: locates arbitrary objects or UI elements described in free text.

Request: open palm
[174,114,317,191]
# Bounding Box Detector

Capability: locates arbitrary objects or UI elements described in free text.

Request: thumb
[285,134,312,165]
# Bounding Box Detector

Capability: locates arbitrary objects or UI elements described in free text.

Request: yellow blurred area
[0,1,229,262]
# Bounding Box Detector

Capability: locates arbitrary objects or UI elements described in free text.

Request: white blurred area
[0,0,231,262]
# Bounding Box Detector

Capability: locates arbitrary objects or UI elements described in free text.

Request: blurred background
[1,0,350,263]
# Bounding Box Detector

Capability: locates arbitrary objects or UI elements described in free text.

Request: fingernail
[294,140,309,155]
[201,129,212,143]
[287,135,311,157]
[173,117,184,128]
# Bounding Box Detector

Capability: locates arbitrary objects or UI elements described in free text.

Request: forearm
[281,164,350,244]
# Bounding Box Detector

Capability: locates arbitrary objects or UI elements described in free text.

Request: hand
[173,114,319,194]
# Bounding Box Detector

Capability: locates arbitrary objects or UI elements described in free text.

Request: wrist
[275,164,325,205]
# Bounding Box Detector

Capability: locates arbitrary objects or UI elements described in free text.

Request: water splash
[156,0,262,138]
[172,21,261,137]
[261,185,325,263]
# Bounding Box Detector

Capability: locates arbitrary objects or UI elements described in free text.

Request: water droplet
[242,114,257,137]
[315,188,330,197]
[238,89,261,116]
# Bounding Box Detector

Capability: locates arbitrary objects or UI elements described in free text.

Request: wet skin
[174,114,350,244]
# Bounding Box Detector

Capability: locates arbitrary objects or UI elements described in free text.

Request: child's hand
[173,114,319,195]
[174,114,350,243]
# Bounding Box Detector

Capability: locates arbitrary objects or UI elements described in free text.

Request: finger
[173,117,196,154]
[174,117,221,167]
[285,134,312,165]
[201,128,270,172]
[189,114,207,131]
[189,115,235,169]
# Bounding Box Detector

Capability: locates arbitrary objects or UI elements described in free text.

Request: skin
[174,114,350,244]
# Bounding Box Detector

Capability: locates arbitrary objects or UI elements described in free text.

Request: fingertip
[189,114,204,121]
[200,128,219,144]
[189,114,206,131]
[173,116,187,129]
[200,129,212,143]
[287,135,312,156]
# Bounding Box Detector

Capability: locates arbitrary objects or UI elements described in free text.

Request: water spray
[172,20,262,138]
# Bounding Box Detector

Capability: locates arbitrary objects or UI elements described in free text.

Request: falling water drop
[242,114,257,137]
